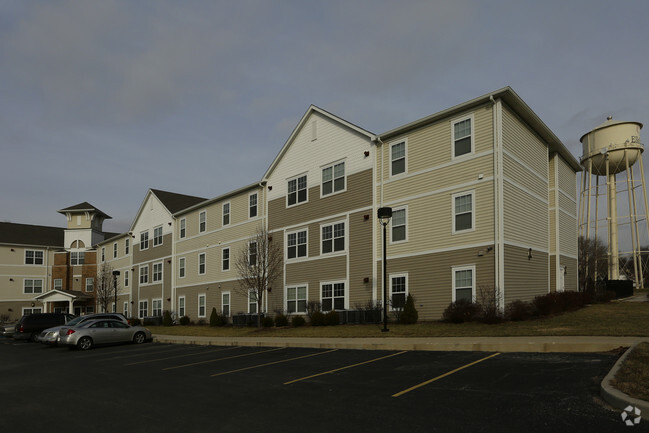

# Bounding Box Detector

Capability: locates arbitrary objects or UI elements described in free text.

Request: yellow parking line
[284,351,408,385]
[392,352,501,397]
[125,346,239,366]
[210,349,339,377]
[162,347,284,371]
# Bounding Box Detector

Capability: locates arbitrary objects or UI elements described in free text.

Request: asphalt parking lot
[0,337,640,433]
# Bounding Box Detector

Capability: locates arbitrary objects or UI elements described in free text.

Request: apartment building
[0,87,580,321]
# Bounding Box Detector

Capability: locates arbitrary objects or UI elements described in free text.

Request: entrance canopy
[34,289,94,314]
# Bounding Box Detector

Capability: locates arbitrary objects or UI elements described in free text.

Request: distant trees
[578,236,608,291]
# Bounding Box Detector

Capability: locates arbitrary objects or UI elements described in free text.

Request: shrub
[291,315,306,327]
[325,310,339,326]
[505,300,534,321]
[263,316,274,328]
[129,317,142,326]
[179,316,190,326]
[400,294,419,324]
[310,311,326,326]
[275,313,289,327]
[442,300,481,323]
[209,308,219,327]
[162,310,173,327]
[532,292,562,316]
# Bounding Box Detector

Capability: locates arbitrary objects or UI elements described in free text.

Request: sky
[2,0,649,234]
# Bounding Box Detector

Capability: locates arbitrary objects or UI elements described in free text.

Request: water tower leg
[606,157,620,280]
[625,152,640,289]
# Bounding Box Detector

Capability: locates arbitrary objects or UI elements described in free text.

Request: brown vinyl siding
[504,245,549,302]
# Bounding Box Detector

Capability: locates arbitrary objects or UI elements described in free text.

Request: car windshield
[65,316,85,326]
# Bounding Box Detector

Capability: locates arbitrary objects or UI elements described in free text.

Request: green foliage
[274,314,289,327]
[162,310,173,327]
[400,294,419,324]
[263,316,274,328]
[209,307,219,327]
[325,310,339,326]
[291,315,306,327]
[310,311,326,326]
[179,316,190,326]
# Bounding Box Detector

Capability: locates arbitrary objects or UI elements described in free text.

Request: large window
[178,296,185,317]
[153,262,163,282]
[54,279,62,291]
[25,250,44,265]
[391,141,406,176]
[453,266,475,302]
[24,279,43,294]
[198,253,206,275]
[322,162,345,196]
[153,226,163,247]
[287,286,307,313]
[391,208,407,243]
[248,242,257,267]
[198,294,206,317]
[180,218,186,239]
[287,230,307,259]
[139,265,149,284]
[321,282,345,311]
[85,278,94,292]
[322,222,345,254]
[222,292,230,317]
[199,211,206,233]
[179,257,186,278]
[70,252,85,265]
[222,202,230,226]
[222,247,230,271]
[248,289,257,314]
[140,231,149,250]
[288,174,307,206]
[249,193,258,218]
[453,115,473,158]
[390,274,407,310]
[138,300,148,319]
[452,191,474,233]
[152,299,162,317]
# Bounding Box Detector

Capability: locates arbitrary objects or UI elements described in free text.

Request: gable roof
[150,189,208,214]
[0,222,64,247]
[262,105,375,181]
[57,202,111,219]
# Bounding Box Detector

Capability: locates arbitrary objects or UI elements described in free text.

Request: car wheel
[133,332,146,344]
[77,337,93,351]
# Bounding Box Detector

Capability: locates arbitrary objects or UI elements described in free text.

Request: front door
[74,306,82,316]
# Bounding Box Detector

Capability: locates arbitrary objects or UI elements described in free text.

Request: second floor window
[140,231,149,250]
[153,226,163,246]
[25,250,44,265]
[248,242,257,267]
[222,203,230,226]
[288,175,307,206]
[70,252,85,265]
[322,162,345,195]
[249,193,258,218]
[287,230,307,259]
[322,222,345,254]
[199,211,206,232]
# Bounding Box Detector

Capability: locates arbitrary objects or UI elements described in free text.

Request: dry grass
[612,342,649,401]
[147,301,649,338]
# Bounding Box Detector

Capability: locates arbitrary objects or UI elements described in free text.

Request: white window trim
[113,243,118,259]
[123,301,129,317]
[179,257,186,279]
[451,113,475,159]
[248,288,258,314]
[23,278,43,294]
[452,190,476,234]
[320,280,347,311]
[222,202,231,227]
[199,211,207,233]
[389,138,407,177]
[249,192,258,219]
[139,265,149,285]
[54,278,63,290]
[22,307,42,316]
[124,270,129,287]
[390,206,408,244]
[222,247,230,272]
[389,273,408,311]
[285,284,308,314]
[320,159,347,198]
[198,252,206,275]
[178,296,186,317]
[138,300,148,319]
[320,220,347,256]
[85,277,94,292]
[125,238,130,256]
[25,249,45,265]
[198,294,207,318]
[152,261,163,283]
[140,231,149,251]
[101,247,105,263]
[153,225,163,247]
[286,173,309,208]
[152,298,163,316]
[286,228,308,261]
[248,241,257,267]
[221,291,231,317]
[452,265,476,302]
[179,218,186,239]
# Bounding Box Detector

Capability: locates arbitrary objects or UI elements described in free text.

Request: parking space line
[125,346,239,366]
[284,351,408,385]
[98,345,189,360]
[392,352,501,397]
[162,347,284,371]
[210,349,338,377]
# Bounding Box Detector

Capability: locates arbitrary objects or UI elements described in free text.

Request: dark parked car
[13,313,76,341]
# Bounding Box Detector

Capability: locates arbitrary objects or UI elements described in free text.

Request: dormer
[58,202,111,249]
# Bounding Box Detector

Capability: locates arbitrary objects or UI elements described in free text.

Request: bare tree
[96,262,118,313]
[578,236,608,291]
[234,226,283,327]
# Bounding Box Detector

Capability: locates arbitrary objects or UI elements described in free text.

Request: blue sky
[1,0,648,233]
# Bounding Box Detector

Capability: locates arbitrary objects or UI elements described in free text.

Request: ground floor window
[198,294,206,317]
[22,307,42,315]
[123,302,129,317]
[139,300,148,318]
[222,292,230,317]
[390,274,407,310]
[287,286,307,313]
[152,299,162,317]
[321,282,345,311]
[86,306,95,314]
[248,289,257,314]
[452,265,475,302]
[178,296,185,317]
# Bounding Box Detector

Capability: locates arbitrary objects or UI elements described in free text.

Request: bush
[275,313,289,327]
[162,310,173,327]
[291,315,306,327]
[400,294,419,324]
[310,311,326,326]
[179,316,190,326]
[505,300,534,321]
[129,317,141,326]
[263,316,274,328]
[442,300,481,323]
[325,310,339,326]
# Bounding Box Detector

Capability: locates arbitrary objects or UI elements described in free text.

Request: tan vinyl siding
[503,153,548,199]
[285,256,346,288]
[557,156,577,199]
[348,210,375,308]
[560,213,578,256]
[502,106,548,172]
[504,245,549,302]
[503,181,548,249]
[560,256,578,291]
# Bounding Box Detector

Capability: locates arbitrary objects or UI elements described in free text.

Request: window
[24,279,43,294]
[70,251,85,265]
[222,203,230,226]
[179,257,186,278]
[222,292,230,317]
[153,226,163,246]
[140,231,149,250]
[391,141,406,176]
[86,306,95,314]
[199,211,206,233]
[178,296,185,317]
[321,282,345,311]
[138,300,148,319]
[85,277,94,292]
[54,279,62,290]
[22,307,42,315]
[125,238,130,255]
[198,253,206,275]
[153,262,163,282]
[139,265,148,284]
[287,230,307,259]
[113,243,118,258]
[322,222,345,254]
[453,115,473,158]
[248,289,257,314]
[180,218,186,238]
[390,274,407,310]
[25,250,44,265]
[322,161,345,196]
[453,266,475,302]
[101,247,105,262]
[391,208,407,243]
[222,247,230,271]
[288,174,307,206]
[249,193,258,218]
[124,270,129,287]
[198,294,206,317]
[248,242,257,267]
[152,299,162,317]
[123,302,128,317]
[287,286,307,313]
[453,191,474,233]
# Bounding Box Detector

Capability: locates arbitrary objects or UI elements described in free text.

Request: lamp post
[377,207,392,332]
[112,270,120,314]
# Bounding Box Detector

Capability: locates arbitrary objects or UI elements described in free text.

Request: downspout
[259,182,268,315]
[491,95,505,310]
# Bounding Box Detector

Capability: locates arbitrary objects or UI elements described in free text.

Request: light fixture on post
[377,206,392,332]
[112,270,120,313]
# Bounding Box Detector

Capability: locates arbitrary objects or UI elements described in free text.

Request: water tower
[578,117,647,289]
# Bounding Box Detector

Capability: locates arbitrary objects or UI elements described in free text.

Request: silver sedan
[59,319,151,350]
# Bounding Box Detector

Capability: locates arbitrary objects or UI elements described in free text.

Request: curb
[600,341,649,421]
